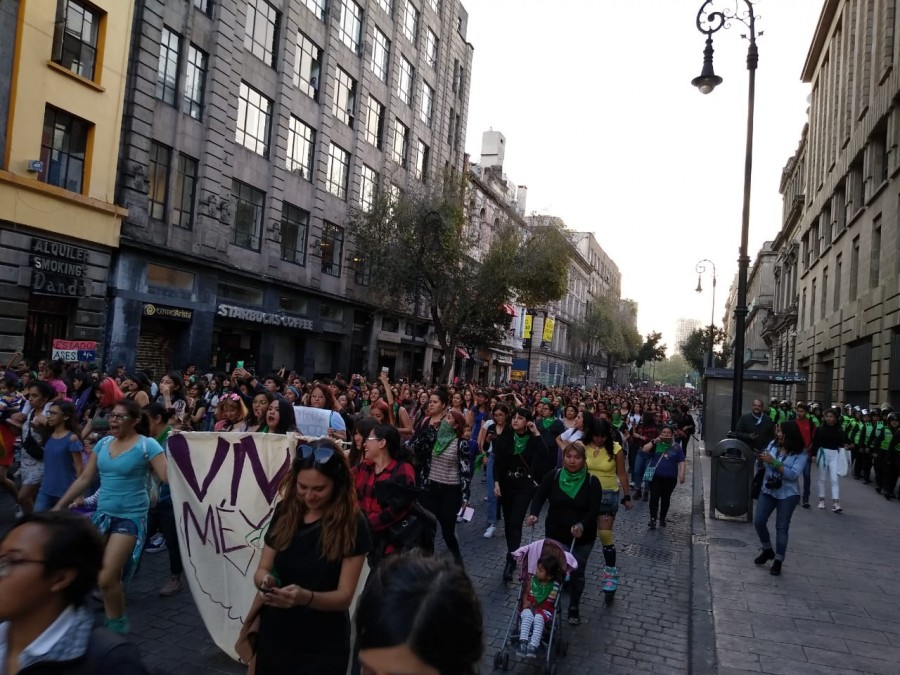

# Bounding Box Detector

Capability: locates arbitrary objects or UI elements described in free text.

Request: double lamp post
[691,0,758,431]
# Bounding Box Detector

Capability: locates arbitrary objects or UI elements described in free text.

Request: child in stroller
[517,552,562,658]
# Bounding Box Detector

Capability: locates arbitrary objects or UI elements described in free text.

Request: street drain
[621,543,679,564]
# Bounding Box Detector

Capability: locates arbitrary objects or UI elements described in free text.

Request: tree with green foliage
[679,326,732,376]
[347,178,571,381]
[634,331,668,368]
[653,354,695,386]
[570,294,642,386]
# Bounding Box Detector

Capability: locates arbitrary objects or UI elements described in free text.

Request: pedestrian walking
[643,425,686,529]
[753,421,808,575]
[812,407,849,513]
[34,401,83,513]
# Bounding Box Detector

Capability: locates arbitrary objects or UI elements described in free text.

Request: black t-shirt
[529,471,601,547]
[256,507,373,674]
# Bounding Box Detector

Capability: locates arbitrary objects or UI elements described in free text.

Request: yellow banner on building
[542,317,555,343]
[523,314,533,339]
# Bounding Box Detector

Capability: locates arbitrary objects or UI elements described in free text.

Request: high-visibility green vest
[769,407,780,423]
[881,426,894,450]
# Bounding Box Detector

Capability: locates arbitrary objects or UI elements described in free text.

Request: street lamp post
[695,259,717,370]
[692,0,758,431]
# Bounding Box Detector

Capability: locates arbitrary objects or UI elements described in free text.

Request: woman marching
[753,420,808,575]
[812,407,850,513]
[585,419,633,604]
[526,441,601,625]
[642,425,686,529]
[54,398,168,633]
[493,408,545,583]
[251,439,372,674]
[34,400,83,512]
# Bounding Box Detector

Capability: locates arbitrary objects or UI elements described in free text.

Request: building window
[452,59,460,92]
[193,0,212,16]
[338,0,363,53]
[821,266,828,317]
[364,96,385,149]
[414,139,429,181]
[419,82,433,126]
[244,0,279,67]
[426,0,439,11]
[870,216,881,288]
[39,106,89,193]
[156,27,180,105]
[303,0,327,20]
[425,28,438,68]
[148,142,171,220]
[392,119,409,168]
[281,203,309,265]
[51,0,100,81]
[148,264,195,290]
[375,0,392,15]
[294,32,321,100]
[236,82,271,157]
[172,154,197,229]
[183,44,207,119]
[371,27,390,82]
[402,1,419,44]
[810,278,816,325]
[833,253,842,312]
[231,180,265,251]
[453,110,461,148]
[286,116,316,180]
[321,222,344,277]
[332,67,357,127]
[326,143,350,200]
[360,164,377,211]
[398,56,414,105]
[447,106,454,144]
[850,235,860,301]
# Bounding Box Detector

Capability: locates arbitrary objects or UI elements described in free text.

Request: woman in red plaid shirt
[353,424,418,564]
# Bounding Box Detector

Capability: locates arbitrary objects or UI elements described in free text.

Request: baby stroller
[493,538,577,675]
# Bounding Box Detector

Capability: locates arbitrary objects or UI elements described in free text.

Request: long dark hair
[357,553,483,675]
[779,420,805,456]
[590,419,616,461]
[49,400,80,435]
[268,398,296,434]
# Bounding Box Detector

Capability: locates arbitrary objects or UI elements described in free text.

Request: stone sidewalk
[695,449,900,675]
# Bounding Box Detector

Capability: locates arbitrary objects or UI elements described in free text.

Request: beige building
[763,0,900,408]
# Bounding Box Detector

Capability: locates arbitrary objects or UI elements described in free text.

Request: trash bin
[709,438,755,521]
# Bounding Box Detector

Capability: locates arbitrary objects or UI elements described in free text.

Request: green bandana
[541,417,555,430]
[432,420,456,456]
[655,440,673,454]
[558,465,587,499]
[513,433,529,455]
[612,412,622,427]
[530,576,554,605]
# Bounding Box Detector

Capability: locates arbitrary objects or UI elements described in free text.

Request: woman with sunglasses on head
[54,398,168,634]
[34,401,83,513]
[353,425,418,565]
[252,440,372,674]
[494,407,545,583]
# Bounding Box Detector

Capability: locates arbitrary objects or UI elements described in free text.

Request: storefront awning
[456,347,470,359]
[493,356,513,365]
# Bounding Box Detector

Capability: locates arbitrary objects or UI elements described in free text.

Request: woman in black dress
[493,407,546,583]
[252,439,372,674]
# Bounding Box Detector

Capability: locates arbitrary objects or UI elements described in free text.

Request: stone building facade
[107,0,473,377]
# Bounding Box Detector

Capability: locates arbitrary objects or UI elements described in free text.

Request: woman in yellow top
[585,418,633,601]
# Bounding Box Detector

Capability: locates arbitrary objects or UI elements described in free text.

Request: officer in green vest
[809,403,822,428]
[768,398,781,425]
[854,409,874,482]
[883,412,899,500]
[871,409,887,492]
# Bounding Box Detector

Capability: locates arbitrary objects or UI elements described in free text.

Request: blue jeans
[753,493,800,561]
[485,453,497,526]
[634,451,651,490]
[34,491,60,512]
[801,455,812,502]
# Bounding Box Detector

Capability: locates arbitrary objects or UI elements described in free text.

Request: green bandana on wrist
[558,465,587,499]
[433,420,456,456]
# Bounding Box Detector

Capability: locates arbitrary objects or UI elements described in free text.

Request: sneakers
[832,503,843,513]
[648,519,657,529]
[817,499,825,509]
[104,615,130,634]
[517,642,528,657]
[567,606,580,625]
[601,566,619,593]
[159,575,183,597]
[525,645,538,658]
[770,560,782,576]
[659,519,667,527]
[754,548,775,565]
[483,524,496,538]
[145,533,167,554]
[801,501,810,509]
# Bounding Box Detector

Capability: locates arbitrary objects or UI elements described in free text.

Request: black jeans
[649,476,677,521]
[500,478,536,556]
[419,482,463,563]
[147,499,183,576]
[569,541,593,610]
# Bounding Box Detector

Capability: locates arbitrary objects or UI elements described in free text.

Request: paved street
[696,449,900,675]
[0,450,696,675]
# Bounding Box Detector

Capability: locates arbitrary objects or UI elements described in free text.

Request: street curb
[689,447,717,674]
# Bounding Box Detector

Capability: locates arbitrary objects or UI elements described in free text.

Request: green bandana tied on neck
[558,465,587,499]
[513,433,529,455]
[531,576,554,605]
[432,420,456,456]
[655,440,673,454]
[612,412,623,427]
[541,417,555,430]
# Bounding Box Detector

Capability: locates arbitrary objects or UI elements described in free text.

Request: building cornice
[802,0,841,82]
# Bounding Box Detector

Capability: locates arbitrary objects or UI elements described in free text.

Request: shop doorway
[212,329,260,374]
[24,296,72,364]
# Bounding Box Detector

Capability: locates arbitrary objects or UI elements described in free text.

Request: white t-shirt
[559,427,583,445]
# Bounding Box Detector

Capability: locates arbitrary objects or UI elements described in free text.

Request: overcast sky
[463,0,822,357]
